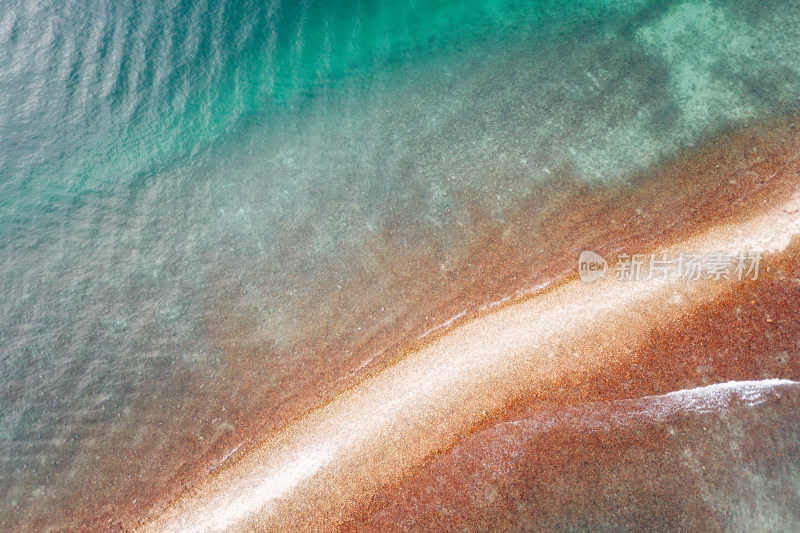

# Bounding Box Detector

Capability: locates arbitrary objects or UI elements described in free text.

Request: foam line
[504,379,799,435]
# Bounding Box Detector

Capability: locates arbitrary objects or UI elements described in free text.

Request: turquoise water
[0,0,660,228]
[2,0,800,529]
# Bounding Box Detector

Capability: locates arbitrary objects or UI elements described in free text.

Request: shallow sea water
[1,0,800,530]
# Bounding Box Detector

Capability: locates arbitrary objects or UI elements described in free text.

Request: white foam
[504,379,798,435]
[417,310,466,340]
[645,379,797,415]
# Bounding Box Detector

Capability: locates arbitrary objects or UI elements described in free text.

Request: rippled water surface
[2,0,800,530]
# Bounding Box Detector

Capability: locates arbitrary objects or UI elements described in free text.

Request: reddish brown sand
[348,242,800,532]
[126,117,800,532]
[351,382,800,532]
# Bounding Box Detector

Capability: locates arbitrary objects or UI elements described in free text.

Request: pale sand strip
[141,189,800,532]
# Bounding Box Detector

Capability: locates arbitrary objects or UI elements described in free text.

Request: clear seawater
[1,0,800,529]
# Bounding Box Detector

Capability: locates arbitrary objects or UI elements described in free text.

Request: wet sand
[135,117,800,531]
[353,381,800,532]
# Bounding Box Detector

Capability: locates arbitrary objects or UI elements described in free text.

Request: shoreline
[137,118,800,531]
[5,2,800,530]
